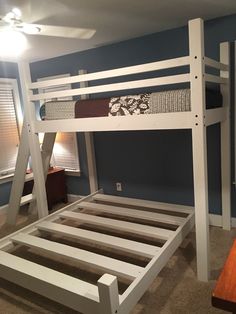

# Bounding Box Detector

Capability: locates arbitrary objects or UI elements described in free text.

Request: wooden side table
[212,239,236,312]
[23,167,68,211]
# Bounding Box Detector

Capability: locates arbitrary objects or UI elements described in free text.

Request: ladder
[6,117,56,225]
[6,61,57,225]
[6,64,98,225]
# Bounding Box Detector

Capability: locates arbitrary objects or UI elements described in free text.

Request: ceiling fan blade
[23,23,96,39]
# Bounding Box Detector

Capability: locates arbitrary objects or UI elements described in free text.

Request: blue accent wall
[1,14,234,216]
[0,61,21,206]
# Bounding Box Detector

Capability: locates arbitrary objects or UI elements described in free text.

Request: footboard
[0,191,194,313]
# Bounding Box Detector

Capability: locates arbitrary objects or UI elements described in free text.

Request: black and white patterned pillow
[109,94,150,116]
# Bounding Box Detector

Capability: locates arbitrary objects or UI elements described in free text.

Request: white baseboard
[209,214,223,227]
[209,213,236,228]
[0,204,8,216]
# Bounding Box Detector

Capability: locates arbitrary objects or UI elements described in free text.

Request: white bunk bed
[0,18,231,314]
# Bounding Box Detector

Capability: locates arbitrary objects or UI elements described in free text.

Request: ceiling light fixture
[22,24,41,35]
[0,30,27,58]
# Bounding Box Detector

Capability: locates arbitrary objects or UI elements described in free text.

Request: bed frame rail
[0,191,194,313]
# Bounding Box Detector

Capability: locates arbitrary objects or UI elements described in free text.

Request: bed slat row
[37,221,159,258]
[0,192,194,313]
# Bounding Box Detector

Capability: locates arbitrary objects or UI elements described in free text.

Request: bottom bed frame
[0,191,194,314]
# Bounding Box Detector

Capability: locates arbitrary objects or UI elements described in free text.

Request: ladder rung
[25,173,34,182]
[59,211,174,240]
[37,221,159,258]
[79,201,185,225]
[20,194,34,206]
[11,233,143,280]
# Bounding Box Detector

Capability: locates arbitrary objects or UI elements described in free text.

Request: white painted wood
[29,132,56,213]
[98,274,120,314]
[7,119,30,225]
[189,18,209,281]
[0,250,100,313]
[79,69,98,194]
[59,211,174,240]
[85,132,98,193]
[11,233,143,280]
[93,194,193,214]
[18,61,49,219]
[0,189,194,313]
[30,74,190,102]
[79,201,185,225]
[205,74,228,85]
[20,194,35,206]
[37,221,159,258]
[30,56,190,90]
[205,107,227,126]
[34,111,193,133]
[204,57,229,71]
[0,191,101,251]
[220,42,231,230]
[25,172,34,182]
[119,212,195,313]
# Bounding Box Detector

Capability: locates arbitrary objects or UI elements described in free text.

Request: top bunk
[22,18,230,134]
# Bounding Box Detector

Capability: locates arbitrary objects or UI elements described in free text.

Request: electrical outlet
[116,182,122,191]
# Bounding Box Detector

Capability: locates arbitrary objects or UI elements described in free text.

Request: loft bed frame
[0,18,231,313]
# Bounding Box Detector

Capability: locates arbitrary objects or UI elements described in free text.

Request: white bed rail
[30,56,190,90]
[0,190,194,314]
[29,56,229,103]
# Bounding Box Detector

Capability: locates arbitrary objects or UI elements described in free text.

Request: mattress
[40,88,222,120]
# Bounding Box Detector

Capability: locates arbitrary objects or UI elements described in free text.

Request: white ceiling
[1,0,236,62]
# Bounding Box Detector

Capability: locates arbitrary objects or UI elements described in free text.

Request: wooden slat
[205,74,228,84]
[0,192,101,252]
[93,194,193,215]
[37,221,159,258]
[0,250,99,313]
[59,211,174,240]
[119,212,195,313]
[30,74,190,102]
[79,201,185,225]
[204,57,229,71]
[30,56,190,90]
[34,111,193,133]
[212,240,236,312]
[205,107,227,126]
[11,233,143,280]
[20,194,34,206]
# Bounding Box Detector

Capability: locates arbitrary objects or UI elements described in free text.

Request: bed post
[79,69,98,193]
[189,18,210,281]
[6,120,30,224]
[17,61,49,218]
[98,274,120,314]
[28,132,57,214]
[220,42,231,230]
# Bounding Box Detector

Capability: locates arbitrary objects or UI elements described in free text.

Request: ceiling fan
[0,7,96,39]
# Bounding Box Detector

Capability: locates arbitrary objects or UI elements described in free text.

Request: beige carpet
[0,209,234,314]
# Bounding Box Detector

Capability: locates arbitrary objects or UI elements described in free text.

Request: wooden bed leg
[79,69,98,193]
[28,132,57,214]
[189,18,210,281]
[6,119,30,225]
[85,132,98,192]
[18,61,49,219]
[220,42,231,230]
[98,274,120,314]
